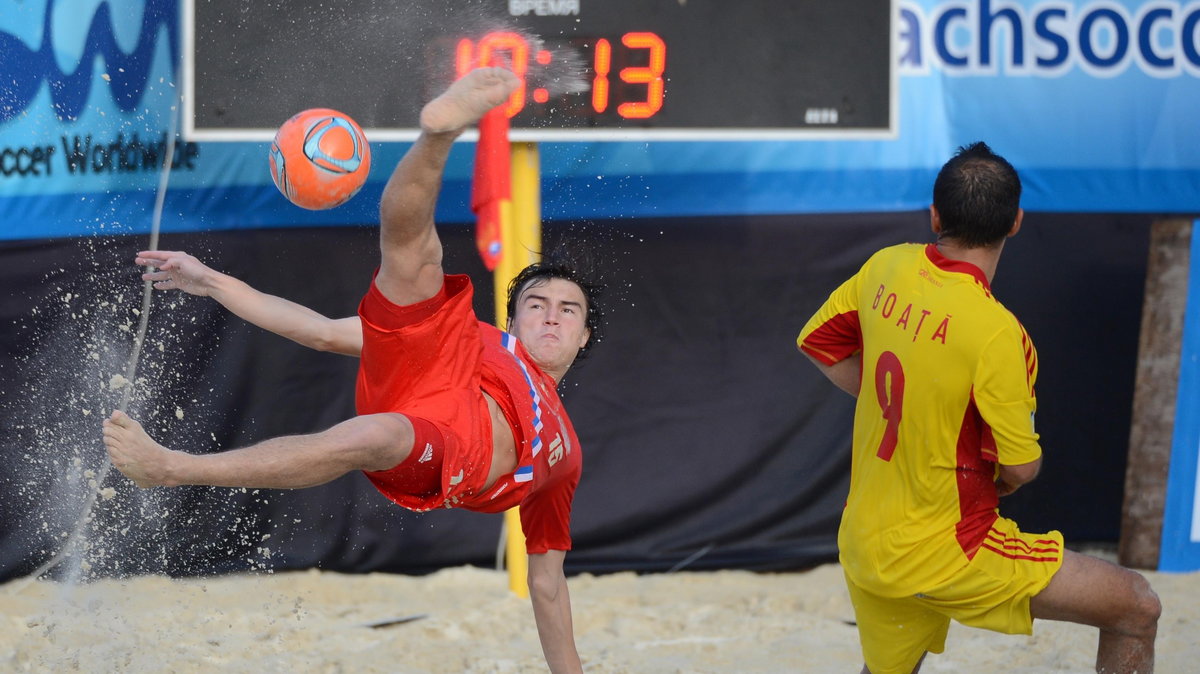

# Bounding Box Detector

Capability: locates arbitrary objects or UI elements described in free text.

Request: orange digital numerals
[457,31,666,120]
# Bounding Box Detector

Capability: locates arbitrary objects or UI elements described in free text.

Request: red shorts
[378,415,444,498]
[355,274,495,512]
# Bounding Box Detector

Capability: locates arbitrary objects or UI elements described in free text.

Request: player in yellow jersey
[798,142,1160,674]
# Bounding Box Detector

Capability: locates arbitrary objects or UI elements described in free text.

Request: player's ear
[930,205,942,235]
[1008,208,1024,238]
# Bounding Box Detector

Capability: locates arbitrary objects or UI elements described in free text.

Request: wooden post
[1119,218,1192,569]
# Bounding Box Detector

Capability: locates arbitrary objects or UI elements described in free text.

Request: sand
[0,561,1196,673]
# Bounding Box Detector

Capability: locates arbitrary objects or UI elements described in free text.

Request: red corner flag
[471,104,510,271]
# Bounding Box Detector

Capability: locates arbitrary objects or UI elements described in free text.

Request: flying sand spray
[10,99,179,593]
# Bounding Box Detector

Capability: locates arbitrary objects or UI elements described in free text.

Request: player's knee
[1131,576,1162,632]
[1115,571,1161,637]
[324,414,415,472]
[528,566,561,601]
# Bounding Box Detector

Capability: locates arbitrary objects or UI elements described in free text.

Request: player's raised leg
[1030,549,1160,673]
[374,67,520,306]
[103,410,415,490]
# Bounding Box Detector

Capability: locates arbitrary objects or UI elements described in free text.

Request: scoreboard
[186,0,894,140]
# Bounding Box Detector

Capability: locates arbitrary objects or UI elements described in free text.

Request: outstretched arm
[136,250,362,356]
[528,550,583,674]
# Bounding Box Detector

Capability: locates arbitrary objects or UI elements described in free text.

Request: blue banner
[1,0,1198,240]
[1160,219,1200,573]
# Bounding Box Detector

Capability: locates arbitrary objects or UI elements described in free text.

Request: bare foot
[102,410,176,488]
[419,67,521,133]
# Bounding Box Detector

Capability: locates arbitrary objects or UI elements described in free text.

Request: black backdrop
[0,212,1149,581]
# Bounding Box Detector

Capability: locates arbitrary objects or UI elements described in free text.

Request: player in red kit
[102,68,601,674]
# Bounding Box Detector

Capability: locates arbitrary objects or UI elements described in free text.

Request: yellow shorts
[846,518,1064,674]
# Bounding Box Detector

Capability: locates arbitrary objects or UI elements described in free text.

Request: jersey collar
[924,243,992,291]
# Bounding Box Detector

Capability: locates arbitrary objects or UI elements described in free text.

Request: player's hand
[135,250,217,297]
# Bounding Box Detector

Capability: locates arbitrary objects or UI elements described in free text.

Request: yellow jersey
[798,243,1042,597]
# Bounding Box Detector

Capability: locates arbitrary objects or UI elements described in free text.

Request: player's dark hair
[507,259,605,360]
[932,142,1022,248]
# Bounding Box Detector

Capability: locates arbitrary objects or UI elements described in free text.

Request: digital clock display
[187,0,894,141]
[447,30,667,124]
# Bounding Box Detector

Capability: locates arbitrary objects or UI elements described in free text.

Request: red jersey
[356,274,581,554]
[465,327,582,553]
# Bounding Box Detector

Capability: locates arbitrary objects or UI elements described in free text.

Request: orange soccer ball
[269,108,371,210]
